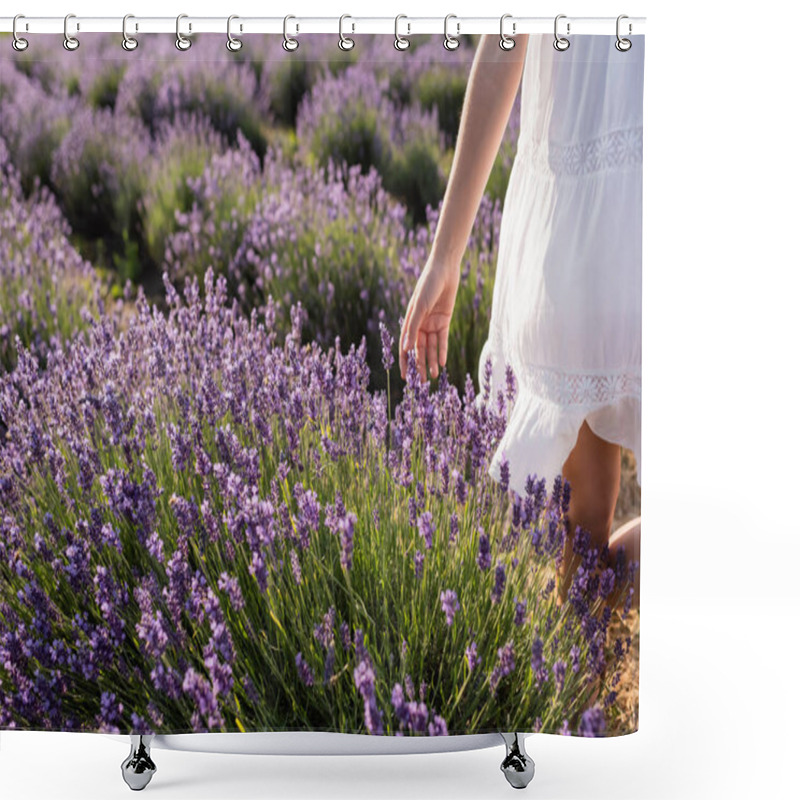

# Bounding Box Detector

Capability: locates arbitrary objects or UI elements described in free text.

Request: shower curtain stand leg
[499,732,535,789]
[121,734,157,791]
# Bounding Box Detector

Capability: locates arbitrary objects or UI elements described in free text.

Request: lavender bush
[0,271,636,736]
[115,34,270,158]
[49,106,151,272]
[296,63,446,225]
[140,114,228,271]
[165,149,410,394]
[0,66,77,195]
[0,138,105,373]
[162,143,498,398]
[247,33,354,128]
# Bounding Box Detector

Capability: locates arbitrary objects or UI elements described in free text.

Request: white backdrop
[1,1,797,798]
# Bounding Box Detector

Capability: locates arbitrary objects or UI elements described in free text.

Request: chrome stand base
[121,735,157,791]
[499,732,535,789]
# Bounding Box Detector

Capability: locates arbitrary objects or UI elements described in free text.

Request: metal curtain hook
[122,14,138,51]
[394,14,410,51]
[499,14,515,50]
[553,14,570,51]
[339,14,354,50]
[176,13,191,51]
[283,15,299,51]
[616,14,632,51]
[63,13,79,51]
[443,14,460,51]
[227,15,243,51]
[12,14,29,51]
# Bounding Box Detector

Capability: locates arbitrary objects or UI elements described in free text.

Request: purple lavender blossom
[466,641,482,672]
[408,495,418,527]
[290,549,302,585]
[414,550,425,579]
[379,320,394,371]
[440,589,460,627]
[491,563,506,605]
[577,706,607,737]
[295,652,315,687]
[553,660,567,694]
[449,512,459,543]
[428,715,448,736]
[391,683,410,728]
[570,645,582,674]
[599,567,616,599]
[499,452,510,493]
[417,511,435,550]
[477,530,491,571]
[489,641,515,695]
[338,511,357,571]
[353,643,384,735]
[313,605,337,684]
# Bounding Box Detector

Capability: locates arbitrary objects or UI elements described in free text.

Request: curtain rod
[0,16,646,37]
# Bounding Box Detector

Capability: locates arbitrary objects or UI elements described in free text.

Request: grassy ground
[615,447,641,526]
[606,607,640,735]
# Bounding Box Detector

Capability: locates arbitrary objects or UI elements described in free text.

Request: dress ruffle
[474,333,641,497]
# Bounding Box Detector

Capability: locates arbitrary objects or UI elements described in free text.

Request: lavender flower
[449,512,459,543]
[553,660,567,694]
[379,320,394,371]
[295,652,315,687]
[466,641,482,672]
[414,550,425,579]
[489,641,515,695]
[440,589,460,627]
[499,452,510,494]
[477,530,492,571]
[577,707,607,737]
[353,637,384,735]
[513,598,527,627]
[338,511,357,571]
[417,511,435,550]
[491,563,506,604]
[428,715,448,736]
[599,567,616,599]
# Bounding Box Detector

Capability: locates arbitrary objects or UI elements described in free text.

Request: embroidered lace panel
[517,365,641,406]
[516,126,643,176]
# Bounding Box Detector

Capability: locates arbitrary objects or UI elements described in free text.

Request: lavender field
[0,32,639,737]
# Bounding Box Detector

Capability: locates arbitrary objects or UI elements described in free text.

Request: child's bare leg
[557,420,621,605]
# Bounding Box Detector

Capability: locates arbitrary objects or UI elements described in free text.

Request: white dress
[475,34,644,496]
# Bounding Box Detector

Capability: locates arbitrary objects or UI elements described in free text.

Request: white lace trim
[516,365,641,406]
[516,126,643,176]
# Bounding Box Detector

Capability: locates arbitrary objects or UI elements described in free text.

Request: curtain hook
[339,14,355,50]
[615,14,632,51]
[176,13,191,51]
[12,14,29,51]
[63,13,80,51]
[283,15,299,51]
[443,14,460,51]
[394,14,410,51]
[122,14,138,51]
[227,15,243,52]
[553,14,570,51]
[499,14,516,50]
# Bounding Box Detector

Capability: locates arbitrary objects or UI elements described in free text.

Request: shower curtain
[0,29,642,740]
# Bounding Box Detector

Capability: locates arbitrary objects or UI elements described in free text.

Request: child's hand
[399,257,460,382]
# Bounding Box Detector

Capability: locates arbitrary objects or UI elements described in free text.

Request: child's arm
[399,34,528,381]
